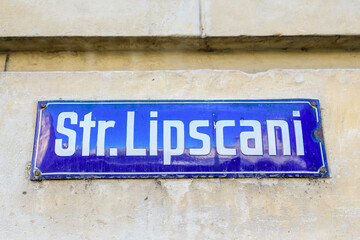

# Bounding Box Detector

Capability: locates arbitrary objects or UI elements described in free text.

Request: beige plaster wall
[1,0,360,37]
[204,0,360,36]
[0,70,359,239]
[0,0,200,37]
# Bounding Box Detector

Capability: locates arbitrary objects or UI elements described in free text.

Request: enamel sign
[30,100,328,179]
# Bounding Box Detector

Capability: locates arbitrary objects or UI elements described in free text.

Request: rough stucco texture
[0,70,359,239]
[2,0,360,37]
[204,0,360,36]
[0,0,200,36]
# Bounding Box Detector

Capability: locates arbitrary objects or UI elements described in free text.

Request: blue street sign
[30,100,328,179]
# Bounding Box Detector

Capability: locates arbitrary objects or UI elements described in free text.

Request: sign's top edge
[38,99,320,104]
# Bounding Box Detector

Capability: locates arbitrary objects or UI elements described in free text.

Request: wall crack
[4,53,10,72]
[199,0,206,38]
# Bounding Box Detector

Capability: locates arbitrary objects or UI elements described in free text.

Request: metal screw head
[310,101,317,107]
[34,169,41,177]
[319,166,327,174]
[40,103,47,109]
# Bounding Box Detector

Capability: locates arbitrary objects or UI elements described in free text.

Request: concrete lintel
[1,36,360,52]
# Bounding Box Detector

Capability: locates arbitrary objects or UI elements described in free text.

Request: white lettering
[240,120,263,155]
[149,111,158,156]
[293,111,304,155]
[163,120,184,165]
[189,120,210,155]
[79,112,96,156]
[96,120,115,156]
[216,120,236,156]
[266,120,291,155]
[55,112,78,156]
[126,111,146,156]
